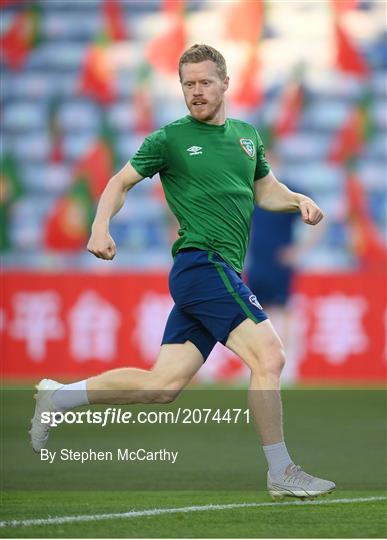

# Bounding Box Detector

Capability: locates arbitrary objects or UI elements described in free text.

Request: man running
[30,44,335,501]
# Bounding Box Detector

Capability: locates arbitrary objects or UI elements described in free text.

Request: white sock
[262,441,293,478]
[52,380,89,411]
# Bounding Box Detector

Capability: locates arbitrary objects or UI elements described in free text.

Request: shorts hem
[161,337,212,362]
[219,312,268,346]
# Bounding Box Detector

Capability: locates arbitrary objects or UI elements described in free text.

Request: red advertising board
[1,273,172,379]
[293,271,386,382]
[1,271,385,383]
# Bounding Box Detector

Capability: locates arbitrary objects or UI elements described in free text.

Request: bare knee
[139,341,202,404]
[267,345,286,377]
[149,388,182,404]
[248,342,286,379]
[227,319,287,380]
[143,374,184,404]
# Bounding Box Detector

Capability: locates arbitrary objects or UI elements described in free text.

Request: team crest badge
[249,294,263,310]
[240,138,255,158]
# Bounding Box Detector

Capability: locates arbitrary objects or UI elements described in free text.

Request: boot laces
[284,465,313,486]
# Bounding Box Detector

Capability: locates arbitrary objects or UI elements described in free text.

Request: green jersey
[130,115,270,273]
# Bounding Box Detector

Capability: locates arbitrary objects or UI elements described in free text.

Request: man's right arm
[87,161,144,260]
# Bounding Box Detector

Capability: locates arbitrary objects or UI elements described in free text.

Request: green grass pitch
[1,385,386,538]
[1,490,386,538]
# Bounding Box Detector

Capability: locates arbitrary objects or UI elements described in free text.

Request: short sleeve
[254,131,270,181]
[130,128,167,179]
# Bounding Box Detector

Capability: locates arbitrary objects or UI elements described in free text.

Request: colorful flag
[99,114,119,171]
[329,93,373,164]
[345,173,386,266]
[258,72,306,150]
[0,153,24,250]
[146,10,185,74]
[79,0,126,104]
[232,46,262,109]
[163,0,185,15]
[133,62,154,135]
[274,69,306,138]
[78,39,115,105]
[44,179,94,251]
[0,0,24,8]
[329,92,383,266]
[225,0,263,43]
[73,141,112,201]
[44,118,116,251]
[0,4,42,70]
[102,0,126,41]
[334,20,369,77]
[330,0,358,15]
[73,140,114,202]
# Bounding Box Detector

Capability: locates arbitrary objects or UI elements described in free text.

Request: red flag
[102,0,126,41]
[133,90,153,135]
[0,0,23,7]
[0,12,29,69]
[345,173,386,266]
[44,180,94,251]
[49,132,64,164]
[232,47,262,109]
[330,0,358,15]
[334,20,369,77]
[225,0,263,43]
[45,119,116,250]
[329,109,363,163]
[73,140,113,201]
[78,42,115,105]
[133,64,154,135]
[0,5,41,70]
[274,81,304,138]
[328,96,373,164]
[163,0,185,15]
[146,17,185,74]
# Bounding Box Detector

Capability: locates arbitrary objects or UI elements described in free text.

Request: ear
[223,76,230,92]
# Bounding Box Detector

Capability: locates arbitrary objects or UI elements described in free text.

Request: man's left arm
[254,170,324,226]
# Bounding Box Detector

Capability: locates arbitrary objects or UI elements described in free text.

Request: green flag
[0,153,24,250]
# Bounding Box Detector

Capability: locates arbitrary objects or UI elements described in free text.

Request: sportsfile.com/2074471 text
[40,407,251,427]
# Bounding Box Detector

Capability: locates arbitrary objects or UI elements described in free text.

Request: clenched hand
[87,230,116,260]
[299,199,324,226]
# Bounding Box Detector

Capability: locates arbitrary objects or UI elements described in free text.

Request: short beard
[188,100,222,122]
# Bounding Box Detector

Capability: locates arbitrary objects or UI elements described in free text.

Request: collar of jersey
[187,115,228,130]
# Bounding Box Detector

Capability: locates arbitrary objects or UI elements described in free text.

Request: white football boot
[29,378,63,452]
[267,463,336,501]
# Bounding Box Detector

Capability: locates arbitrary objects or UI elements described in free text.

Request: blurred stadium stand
[1,0,386,384]
[1,0,385,272]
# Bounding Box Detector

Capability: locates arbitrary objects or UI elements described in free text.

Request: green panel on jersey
[130,115,270,273]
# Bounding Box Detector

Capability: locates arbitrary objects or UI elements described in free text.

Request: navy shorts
[162,249,267,360]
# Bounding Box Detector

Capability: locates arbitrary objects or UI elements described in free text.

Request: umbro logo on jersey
[187,146,203,156]
[240,138,255,158]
